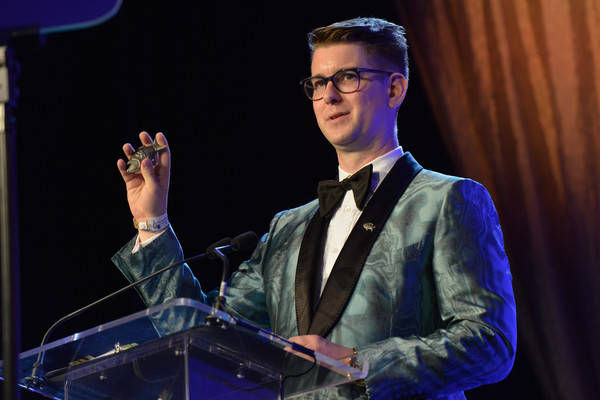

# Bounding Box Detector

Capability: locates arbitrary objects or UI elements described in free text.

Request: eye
[312,78,327,89]
[339,71,358,82]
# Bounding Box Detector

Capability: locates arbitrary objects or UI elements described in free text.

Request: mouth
[328,112,349,121]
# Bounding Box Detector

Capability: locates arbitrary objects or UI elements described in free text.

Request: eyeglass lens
[304,70,360,100]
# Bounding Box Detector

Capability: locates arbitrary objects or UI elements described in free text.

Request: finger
[155,132,171,171]
[123,143,136,158]
[117,158,127,174]
[139,131,153,146]
[117,159,134,182]
[283,344,316,362]
[288,336,303,344]
[155,132,168,147]
[139,158,159,186]
[288,335,316,346]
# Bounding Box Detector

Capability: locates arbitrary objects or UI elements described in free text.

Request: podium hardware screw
[99,372,108,382]
[236,364,246,379]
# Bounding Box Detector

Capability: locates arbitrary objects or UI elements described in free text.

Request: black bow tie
[317,164,373,219]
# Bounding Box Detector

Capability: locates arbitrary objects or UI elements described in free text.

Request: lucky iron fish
[126,142,167,173]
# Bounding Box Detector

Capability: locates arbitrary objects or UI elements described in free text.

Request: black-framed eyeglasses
[299,67,394,101]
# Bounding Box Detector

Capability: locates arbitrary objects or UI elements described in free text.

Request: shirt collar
[338,146,404,192]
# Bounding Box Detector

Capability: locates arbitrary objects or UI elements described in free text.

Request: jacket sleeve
[111,226,209,332]
[359,179,517,400]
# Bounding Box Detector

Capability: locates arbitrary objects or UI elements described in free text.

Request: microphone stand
[211,244,230,313]
[1,37,22,400]
[26,232,258,387]
[205,231,258,327]
[1,29,45,400]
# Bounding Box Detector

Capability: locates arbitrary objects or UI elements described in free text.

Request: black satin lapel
[295,211,329,336]
[308,153,423,337]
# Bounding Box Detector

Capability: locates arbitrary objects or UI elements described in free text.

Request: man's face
[310,43,398,157]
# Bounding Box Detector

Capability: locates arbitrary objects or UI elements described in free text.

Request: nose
[322,80,342,104]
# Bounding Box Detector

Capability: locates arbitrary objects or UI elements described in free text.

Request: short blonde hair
[307,17,409,80]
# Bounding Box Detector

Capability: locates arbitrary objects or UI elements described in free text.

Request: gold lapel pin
[363,222,375,232]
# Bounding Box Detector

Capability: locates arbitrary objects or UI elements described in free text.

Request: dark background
[1,1,538,398]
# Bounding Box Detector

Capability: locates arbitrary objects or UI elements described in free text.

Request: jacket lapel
[294,211,329,336]
[307,153,423,337]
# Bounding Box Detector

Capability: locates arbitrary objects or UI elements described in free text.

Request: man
[113,17,516,400]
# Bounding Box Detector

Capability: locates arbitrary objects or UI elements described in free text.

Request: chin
[323,130,357,146]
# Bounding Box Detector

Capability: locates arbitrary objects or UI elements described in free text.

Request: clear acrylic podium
[0,298,368,399]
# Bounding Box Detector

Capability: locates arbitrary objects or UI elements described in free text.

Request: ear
[388,74,408,109]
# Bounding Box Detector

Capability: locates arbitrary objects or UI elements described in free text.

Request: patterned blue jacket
[112,154,516,400]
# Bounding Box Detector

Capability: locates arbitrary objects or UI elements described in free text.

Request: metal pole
[0,44,22,400]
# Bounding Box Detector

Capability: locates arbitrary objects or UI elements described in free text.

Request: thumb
[139,158,159,187]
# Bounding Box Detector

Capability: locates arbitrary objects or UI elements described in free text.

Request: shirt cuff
[132,227,168,253]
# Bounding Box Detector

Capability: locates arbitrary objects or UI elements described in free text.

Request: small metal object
[363,222,375,232]
[126,141,167,173]
[235,364,246,379]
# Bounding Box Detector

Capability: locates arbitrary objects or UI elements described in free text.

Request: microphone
[206,231,258,320]
[208,231,258,258]
[26,234,255,387]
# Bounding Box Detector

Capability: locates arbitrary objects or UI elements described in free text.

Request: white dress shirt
[318,146,404,295]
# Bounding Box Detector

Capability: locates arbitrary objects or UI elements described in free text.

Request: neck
[336,140,400,174]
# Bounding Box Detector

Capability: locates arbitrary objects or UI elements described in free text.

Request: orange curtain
[395,1,600,399]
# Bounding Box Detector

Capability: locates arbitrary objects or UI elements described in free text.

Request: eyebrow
[309,67,357,78]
